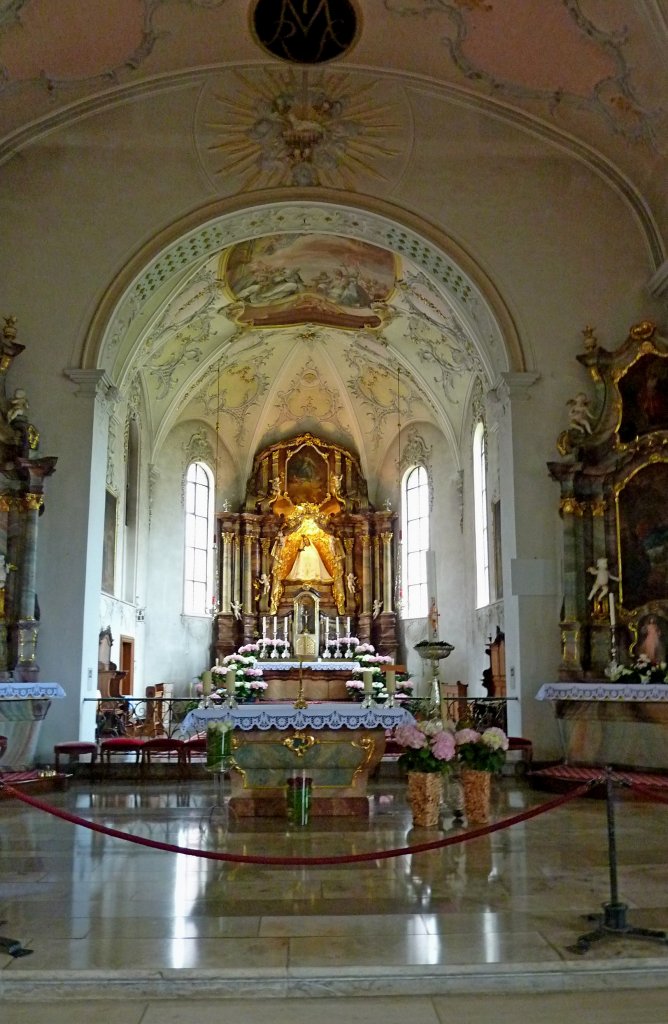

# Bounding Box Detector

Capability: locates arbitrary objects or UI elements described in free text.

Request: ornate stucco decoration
[183,428,214,471]
[268,357,351,438]
[195,68,411,189]
[399,427,434,509]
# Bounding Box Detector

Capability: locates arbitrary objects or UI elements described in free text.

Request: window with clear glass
[402,465,429,618]
[473,422,490,607]
[184,462,214,616]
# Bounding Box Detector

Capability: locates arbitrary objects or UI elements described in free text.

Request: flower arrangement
[607,655,668,686]
[393,719,457,773]
[346,673,414,704]
[216,648,268,703]
[455,726,509,773]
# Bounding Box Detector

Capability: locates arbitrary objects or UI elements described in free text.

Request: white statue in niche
[567,392,594,434]
[587,557,618,604]
[286,536,333,583]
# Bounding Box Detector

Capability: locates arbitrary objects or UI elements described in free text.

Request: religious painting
[286,444,329,505]
[220,234,396,330]
[617,462,668,609]
[632,612,668,664]
[101,490,117,595]
[618,353,668,443]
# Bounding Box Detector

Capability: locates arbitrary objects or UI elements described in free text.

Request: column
[243,534,253,614]
[221,531,234,614]
[361,533,372,615]
[381,531,394,614]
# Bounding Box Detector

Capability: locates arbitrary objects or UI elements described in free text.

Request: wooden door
[119,636,134,695]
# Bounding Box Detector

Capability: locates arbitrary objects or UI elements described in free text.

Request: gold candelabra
[294,659,308,709]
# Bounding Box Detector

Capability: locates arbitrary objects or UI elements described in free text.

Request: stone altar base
[229,795,371,818]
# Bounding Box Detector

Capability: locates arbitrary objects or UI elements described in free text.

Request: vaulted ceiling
[2,1,666,482]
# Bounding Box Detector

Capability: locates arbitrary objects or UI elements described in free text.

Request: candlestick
[284,615,288,639]
[346,616,350,636]
[361,669,374,708]
[609,592,616,628]
[324,615,329,642]
[262,616,267,638]
[273,615,277,637]
[202,670,212,697]
[335,616,340,638]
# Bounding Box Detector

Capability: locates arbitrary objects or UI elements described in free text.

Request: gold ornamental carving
[589,499,606,518]
[23,493,44,512]
[282,731,318,758]
[559,497,584,517]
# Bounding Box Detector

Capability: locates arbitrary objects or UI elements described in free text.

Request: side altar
[213,433,398,664]
[180,701,413,818]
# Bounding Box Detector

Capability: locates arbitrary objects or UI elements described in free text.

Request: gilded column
[381,531,394,614]
[373,535,381,607]
[233,536,241,609]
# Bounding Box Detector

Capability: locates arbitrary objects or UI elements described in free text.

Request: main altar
[213,432,398,664]
[181,701,413,817]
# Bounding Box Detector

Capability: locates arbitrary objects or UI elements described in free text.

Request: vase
[461,767,491,824]
[406,771,443,827]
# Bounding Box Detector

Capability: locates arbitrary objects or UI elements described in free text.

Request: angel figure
[346,572,357,596]
[587,557,618,604]
[230,600,243,621]
[372,598,383,619]
[567,392,594,434]
[258,572,271,597]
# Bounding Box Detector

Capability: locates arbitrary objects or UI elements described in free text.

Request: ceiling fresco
[114,236,481,480]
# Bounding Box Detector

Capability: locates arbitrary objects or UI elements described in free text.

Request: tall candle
[346,616,351,636]
[385,670,396,694]
[284,615,288,639]
[324,616,329,641]
[262,616,267,637]
[226,667,236,691]
[202,670,212,697]
[609,592,616,628]
[273,615,277,637]
[363,670,373,694]
[335,616,340,638]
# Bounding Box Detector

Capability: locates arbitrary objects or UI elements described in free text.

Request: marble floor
[2,770,668,1022]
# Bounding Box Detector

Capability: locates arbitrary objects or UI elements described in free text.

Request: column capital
[65,369,120,409]
[496,371,540,402]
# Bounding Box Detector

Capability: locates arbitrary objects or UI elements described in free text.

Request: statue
[346,572,357,596]
[372,598,383,619]
[258,572,271,597]
[587,557,617,603]
[230,600,243,620]
[286,536,333,583]
[567,392,594,434]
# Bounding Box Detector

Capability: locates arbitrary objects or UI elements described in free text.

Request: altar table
[0,682,66,770]
[180,702,414,817]
[536,682,668,769]
[252,660,359,702]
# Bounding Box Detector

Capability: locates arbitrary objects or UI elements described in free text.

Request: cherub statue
[567,392,594,434]
[346,572,357,596]
[258,572,271,597]
[230,600,243,621]
[587,557,618,604]
[372,598,383,619]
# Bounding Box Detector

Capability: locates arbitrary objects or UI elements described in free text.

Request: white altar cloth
[180,701,413,735]
[536,682,668,702]
[253,661,358,672]
[0,682,66,769]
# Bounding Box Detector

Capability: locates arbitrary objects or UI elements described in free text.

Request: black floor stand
[568,767,668,954]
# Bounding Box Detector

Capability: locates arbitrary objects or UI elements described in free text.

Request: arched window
[183,461,214,616]
[402,465,429,619]
[473,422,490,608]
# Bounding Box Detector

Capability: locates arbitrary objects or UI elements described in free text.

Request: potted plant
[393,719,456,826]
[455,726,509,823]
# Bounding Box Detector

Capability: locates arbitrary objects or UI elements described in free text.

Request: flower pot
[461,767,491,824]
[406,771,443,827]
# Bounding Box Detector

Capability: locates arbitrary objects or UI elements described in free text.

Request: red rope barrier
[624,778,668,805]
[0,779,597,866]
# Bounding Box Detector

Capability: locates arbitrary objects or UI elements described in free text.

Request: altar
[254,659,357,702]
[180,701,413,817]
[0,681,66,770]
[536,682,668,769]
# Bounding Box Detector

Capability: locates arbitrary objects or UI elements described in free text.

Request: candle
[273,615,277,637]
[385,670,396,694]
[284,615,288,639]
[609,593,616,628]
[202,670,212,697]
[226,667,236,691]
[335,616,340,638]
[346,616,351,636]
[262,616,267,638]
[324,616,329,641]
[363,670,373,693]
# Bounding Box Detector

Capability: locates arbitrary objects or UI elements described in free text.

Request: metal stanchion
[568,767,668,954]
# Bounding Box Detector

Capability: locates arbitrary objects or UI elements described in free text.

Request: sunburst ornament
[196,68,409,189]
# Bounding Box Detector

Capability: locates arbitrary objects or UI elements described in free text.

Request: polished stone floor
[2,770,668,1021]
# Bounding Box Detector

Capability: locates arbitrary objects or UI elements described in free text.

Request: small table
[536,681,668,769]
